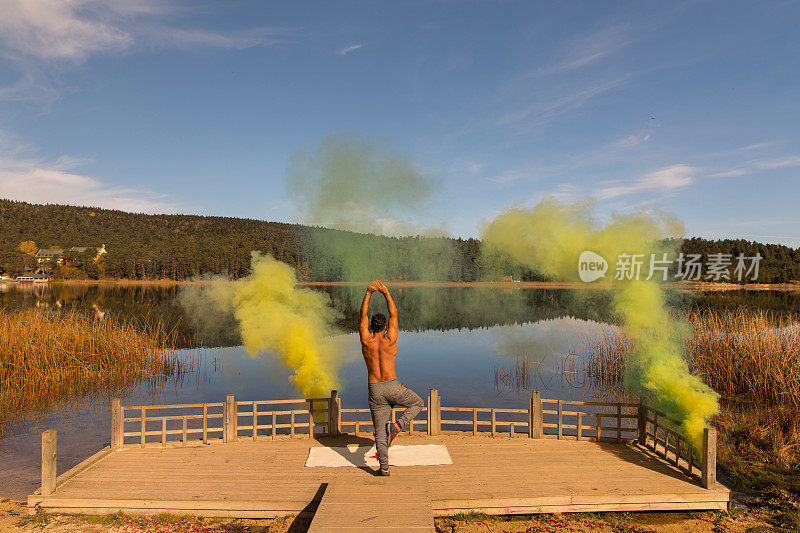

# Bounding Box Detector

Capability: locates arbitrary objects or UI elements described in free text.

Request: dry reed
[494,354,531,392]
[578,307,800,463]
[578,308,800,407]
[690,308,800,407]
[0,307,194,438]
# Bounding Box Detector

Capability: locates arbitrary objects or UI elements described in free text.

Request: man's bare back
[360,280,424,475]
[359,280,399,383]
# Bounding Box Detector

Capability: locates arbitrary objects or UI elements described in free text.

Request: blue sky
[0,1,798,246]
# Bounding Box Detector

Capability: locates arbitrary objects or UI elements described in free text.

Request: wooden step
[307,479,435,532]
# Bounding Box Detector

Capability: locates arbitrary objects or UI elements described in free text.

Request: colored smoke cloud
[179,252,345,398]
[481,198,719,448]
[286,132,455,283]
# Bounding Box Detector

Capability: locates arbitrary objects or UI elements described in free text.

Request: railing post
[140,406,146,448]
[702,427,717,489]
[224,394,236,443]
[111,398,123,450]
[223,396,229,442]
[530,391,542,438]
[41,430,56,496]
[428,389,440,436]
[637,401,646,446]
[435,390,441,435]
[328,390,340,437]
[427,391,432,435]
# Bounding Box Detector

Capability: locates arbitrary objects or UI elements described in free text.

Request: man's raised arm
[377,281,398,341]
[360,281,379,342]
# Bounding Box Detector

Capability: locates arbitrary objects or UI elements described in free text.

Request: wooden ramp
[308,480,434,532]
[28,435,729,518]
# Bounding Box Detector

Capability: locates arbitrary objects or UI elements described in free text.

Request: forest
[1,199,798,283]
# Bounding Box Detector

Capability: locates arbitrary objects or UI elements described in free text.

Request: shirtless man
[360,280,424,476]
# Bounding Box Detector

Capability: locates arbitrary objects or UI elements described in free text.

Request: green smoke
[287,132,457,282]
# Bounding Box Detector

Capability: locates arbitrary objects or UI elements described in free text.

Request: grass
[0,307,195,438]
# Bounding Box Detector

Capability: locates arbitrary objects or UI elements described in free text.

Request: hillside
[1,199,797,283]
[0,199,483,281]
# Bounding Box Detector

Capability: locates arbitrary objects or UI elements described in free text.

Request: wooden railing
[112,391,341,448]
[639,404,716,488]
[114,398,225,449]
[233,393,336,440]
[339,406,428,435]
[540,397,639,443]
[105,388,717,489]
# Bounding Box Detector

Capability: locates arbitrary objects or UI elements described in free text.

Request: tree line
[1,199,797,283]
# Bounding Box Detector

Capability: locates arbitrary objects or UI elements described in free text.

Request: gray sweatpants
[368,379,424,469]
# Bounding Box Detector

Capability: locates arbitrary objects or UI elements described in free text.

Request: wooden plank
[203,404,208,444]
[531,392,542,439]
[41,430,57,496]
[596,414,601,441]
[702,428,717,489]
[111,399,122,450]
[557,401,562,439]
[55,446,112,491]
[124,402,220,410]
[329,390,340,437]
[308,481,433,532]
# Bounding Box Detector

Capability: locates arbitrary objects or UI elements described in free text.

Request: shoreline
[11,278,799,292]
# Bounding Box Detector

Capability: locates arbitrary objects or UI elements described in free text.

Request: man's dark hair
[370,313,387,333]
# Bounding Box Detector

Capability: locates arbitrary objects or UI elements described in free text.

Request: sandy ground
[1,499,781,533]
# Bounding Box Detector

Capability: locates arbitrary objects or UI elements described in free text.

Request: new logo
[578,251,608,282]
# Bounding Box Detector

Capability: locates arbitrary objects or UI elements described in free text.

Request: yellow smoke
[179,252,344,399]
[233,252,342,398]
[482,198,719,448]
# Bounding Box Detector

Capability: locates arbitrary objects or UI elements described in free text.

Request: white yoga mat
[305,444,452,468]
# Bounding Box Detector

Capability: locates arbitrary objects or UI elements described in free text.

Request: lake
[1,282,798,499]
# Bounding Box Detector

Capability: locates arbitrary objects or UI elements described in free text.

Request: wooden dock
[28,390,730,527]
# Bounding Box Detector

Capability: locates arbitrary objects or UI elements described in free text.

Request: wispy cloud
[0,133,182,213]
[338,43,363,56]
[0,157,182,213]
[0,0,290,101]
[613,132,651,149]
[738,141,778,152]
[0,0,133,63]
[711,154,800,178]
[144,26,289,50]
[497,76,629,131]
[530,23,632,77]
[596,164,694,200]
